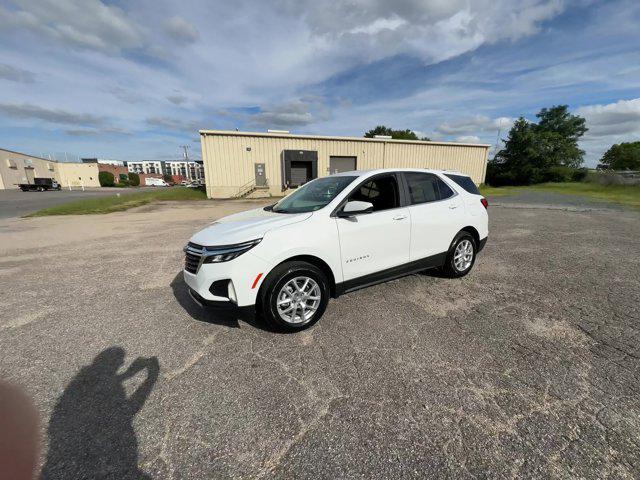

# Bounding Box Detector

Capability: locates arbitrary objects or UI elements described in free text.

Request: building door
[329,156,357,174]
[24,167,35,184]
[254,163,266,186]
[282,150,318,188]
[290,161,312,185]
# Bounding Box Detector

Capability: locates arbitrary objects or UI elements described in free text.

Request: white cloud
[455,135,481,143]
[0,102,107,126]
[273,0,566,64]
[576,98,640,165]
[165,16,199,44]
[0,0,145,54]
[437,116,514,135]
[576,98,640,138]
[0,63,35,83]
[146,116,201,133]
[167,93,188,105]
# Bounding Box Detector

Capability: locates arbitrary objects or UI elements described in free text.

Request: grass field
[26,187,208,217]
[481,182,640,209]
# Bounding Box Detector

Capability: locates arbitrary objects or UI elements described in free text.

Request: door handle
[449,205,458,209]
[393,214,407,220]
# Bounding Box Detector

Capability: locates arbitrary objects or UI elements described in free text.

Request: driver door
[336,173,410,282]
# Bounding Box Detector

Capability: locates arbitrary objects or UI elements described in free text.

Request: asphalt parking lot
[1,194,639,478]
[0,187,155,219]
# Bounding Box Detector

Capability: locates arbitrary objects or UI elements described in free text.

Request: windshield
[273,176,357,213]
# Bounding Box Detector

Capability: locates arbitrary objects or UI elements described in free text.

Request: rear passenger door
[402,172,461,261]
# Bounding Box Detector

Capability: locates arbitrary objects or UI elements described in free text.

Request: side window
[349,174,399,212]
[405,172,439,204]
[436,177,454,199]
[444,174,480,195]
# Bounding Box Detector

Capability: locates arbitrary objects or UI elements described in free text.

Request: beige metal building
[0,148,99,189]
[199,130,491,199]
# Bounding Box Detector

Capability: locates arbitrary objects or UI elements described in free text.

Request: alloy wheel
[276,276,322,324]
[454,239,474,272]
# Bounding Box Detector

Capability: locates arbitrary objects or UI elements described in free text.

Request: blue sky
[0,0,639,166]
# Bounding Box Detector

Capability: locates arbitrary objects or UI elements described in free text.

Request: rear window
[444,174,480,195]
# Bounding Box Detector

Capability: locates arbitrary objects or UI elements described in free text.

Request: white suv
[184,168,488,331]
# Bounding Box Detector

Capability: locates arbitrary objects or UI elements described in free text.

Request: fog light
[228,281,237,304]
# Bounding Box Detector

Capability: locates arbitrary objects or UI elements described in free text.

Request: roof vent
[267,129,290,134]
[374,135,392,139]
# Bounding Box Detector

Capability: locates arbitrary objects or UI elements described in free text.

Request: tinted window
[349,174,399,211]
[405,172,441,204]
[273,175,356,213]
[444,174,480,195]
[436,178,455,199]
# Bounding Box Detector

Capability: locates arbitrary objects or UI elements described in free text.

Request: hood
[190,207,312,246]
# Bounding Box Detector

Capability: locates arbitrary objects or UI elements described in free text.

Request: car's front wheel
[442,232,477,278]
[260,261,329,332]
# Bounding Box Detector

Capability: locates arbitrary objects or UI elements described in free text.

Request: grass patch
[480,182,640,209]
[26,187,208,217]
[479,185,519,197]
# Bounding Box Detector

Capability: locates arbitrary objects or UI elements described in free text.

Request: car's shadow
[170,272,276,332]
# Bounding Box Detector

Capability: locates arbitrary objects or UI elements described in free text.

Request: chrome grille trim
[184,242,204,274]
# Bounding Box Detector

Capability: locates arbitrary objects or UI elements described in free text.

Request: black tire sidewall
[262,262,329,331]
[445,233,476,277]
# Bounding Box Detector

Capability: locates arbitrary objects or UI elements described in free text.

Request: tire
[259,261,330,332]
[37,186,44,192]
[442,232,477,278]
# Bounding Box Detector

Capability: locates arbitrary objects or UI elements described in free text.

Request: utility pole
[180,145,191,181]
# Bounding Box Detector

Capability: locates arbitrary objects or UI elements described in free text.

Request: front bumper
[182,251,273,307]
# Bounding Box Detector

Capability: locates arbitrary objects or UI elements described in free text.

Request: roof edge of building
[198,130,491,149]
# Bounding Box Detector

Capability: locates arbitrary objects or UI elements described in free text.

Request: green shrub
[163,174,174,184]
[116,179,131,187]
[571,168,588,182]
[98,171,115,187]
[128,172,140,186]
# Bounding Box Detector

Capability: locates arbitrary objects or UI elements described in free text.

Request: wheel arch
[459,226,480,247]
[258,254,338,300]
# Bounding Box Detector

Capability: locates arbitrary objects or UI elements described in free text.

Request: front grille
[184,242,204,274]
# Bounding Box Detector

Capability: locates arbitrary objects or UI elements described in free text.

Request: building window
[6,158,17,169]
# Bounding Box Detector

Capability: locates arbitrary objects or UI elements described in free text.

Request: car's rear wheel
[442,232,476,278]
[260,261,329,332]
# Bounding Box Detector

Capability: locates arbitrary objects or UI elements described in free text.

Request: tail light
[480,198,488,209]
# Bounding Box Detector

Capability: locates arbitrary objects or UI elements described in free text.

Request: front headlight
[201,238,262,264]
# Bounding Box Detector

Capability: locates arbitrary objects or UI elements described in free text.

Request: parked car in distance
[145,177,170,187]
[180,180,190,186]
[18,178,61,191]
[183,168,489,331]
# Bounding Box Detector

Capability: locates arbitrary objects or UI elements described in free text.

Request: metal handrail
[234,178,255,198]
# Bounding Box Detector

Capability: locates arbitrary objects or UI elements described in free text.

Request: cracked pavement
[0,194,639,478]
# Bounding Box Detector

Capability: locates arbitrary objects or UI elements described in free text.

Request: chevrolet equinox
[184,169,488,331]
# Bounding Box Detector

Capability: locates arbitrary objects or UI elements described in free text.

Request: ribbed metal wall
[200,132,489,198]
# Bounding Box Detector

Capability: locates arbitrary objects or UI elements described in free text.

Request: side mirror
[263,203,275,211]
[338,200,374,217]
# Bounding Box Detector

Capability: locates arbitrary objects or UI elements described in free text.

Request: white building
[81,158,125,166]
[166,160,205,181]
[127,160,165,175]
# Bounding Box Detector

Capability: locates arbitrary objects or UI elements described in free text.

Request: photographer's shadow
[41,347,159,480]
[170,272,270,331]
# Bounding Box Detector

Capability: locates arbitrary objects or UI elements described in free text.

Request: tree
[488,105,588,185]
[364,126,428,141]
[599,142,640,170]
[98,171,115,187]
[163,174,173,184]
[128,172,140,186]
[534,105,587,168]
